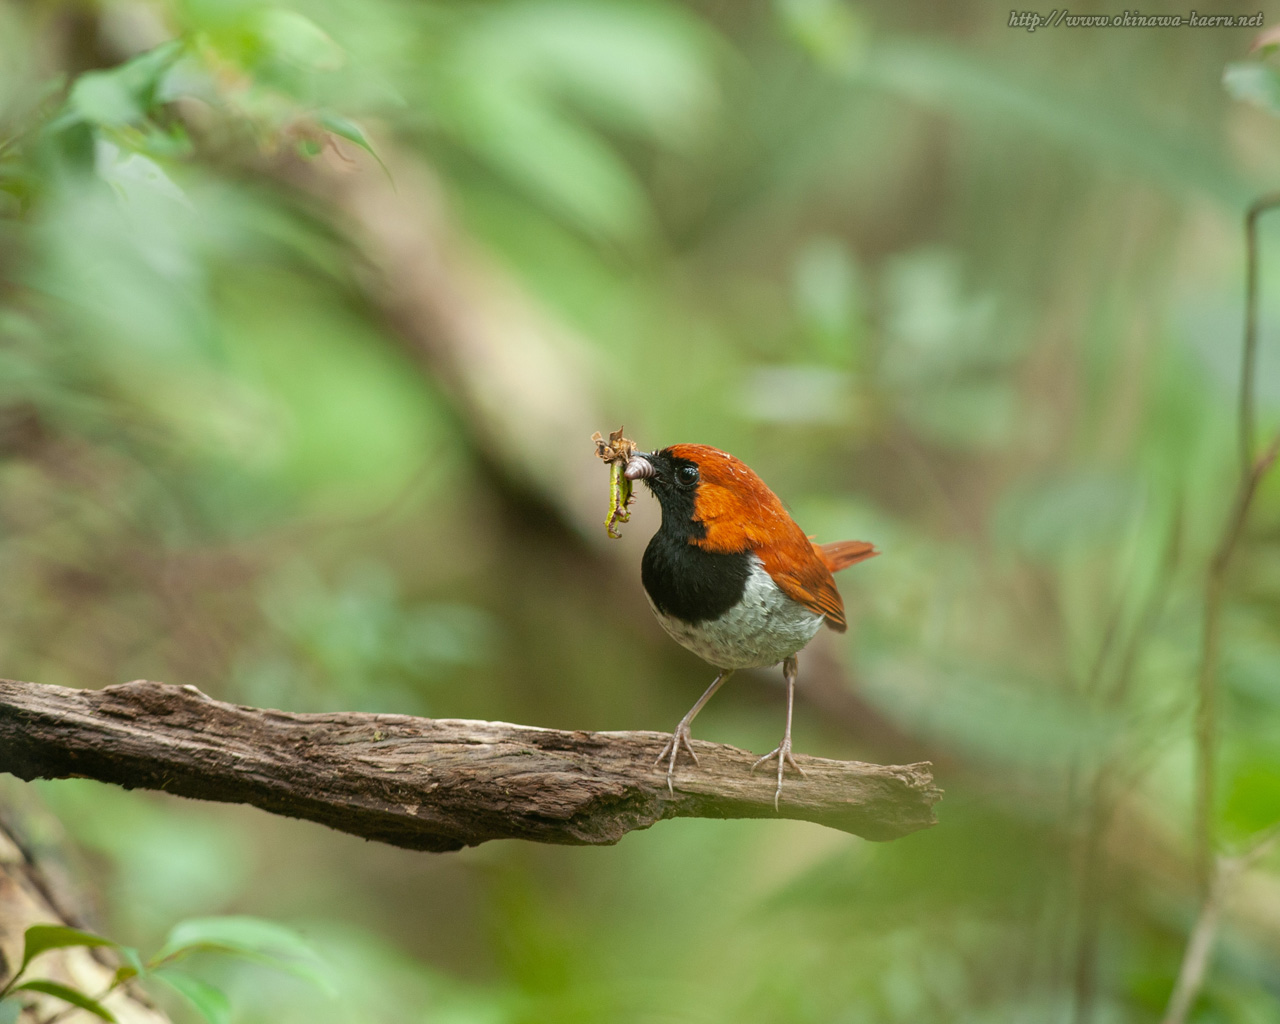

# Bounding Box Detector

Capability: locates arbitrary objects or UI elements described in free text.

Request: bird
[623,443,877,807]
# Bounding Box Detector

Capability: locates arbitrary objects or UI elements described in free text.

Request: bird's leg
[655,669,733,794]
[751,655,807,810]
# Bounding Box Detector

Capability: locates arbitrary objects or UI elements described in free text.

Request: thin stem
[1168,192,1280,1021]
[1193,570,1225,896]
[1241,194,1280,480]
[1072,507,1183,1024]
[1193,437,1279,893]
[1161,825,1280,1024]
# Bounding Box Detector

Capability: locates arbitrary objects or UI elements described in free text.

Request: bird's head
[624,444,792,549]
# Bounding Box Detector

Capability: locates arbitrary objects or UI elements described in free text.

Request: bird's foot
[751,738,806,811]
[654,723,699,795]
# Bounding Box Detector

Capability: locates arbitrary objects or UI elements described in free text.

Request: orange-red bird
[624,444,877,806]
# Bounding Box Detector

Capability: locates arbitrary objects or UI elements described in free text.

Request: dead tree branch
[0,680,940,852]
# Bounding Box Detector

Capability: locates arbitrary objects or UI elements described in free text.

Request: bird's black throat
[638,450,751,625]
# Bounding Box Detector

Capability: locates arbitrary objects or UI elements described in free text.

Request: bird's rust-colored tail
[818,540,878,573]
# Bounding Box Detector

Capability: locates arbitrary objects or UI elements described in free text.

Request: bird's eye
[677,465,699,486]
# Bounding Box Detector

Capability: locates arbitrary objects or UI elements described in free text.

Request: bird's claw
[655,724,699,795]
[751,741,806,811]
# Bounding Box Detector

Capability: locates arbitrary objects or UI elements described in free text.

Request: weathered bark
[0,679,940,852]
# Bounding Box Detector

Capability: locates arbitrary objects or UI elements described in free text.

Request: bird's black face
[625,449,702,537]
[627,448,750,624]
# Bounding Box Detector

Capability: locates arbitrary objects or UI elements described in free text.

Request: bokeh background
[4,0,1280,1020]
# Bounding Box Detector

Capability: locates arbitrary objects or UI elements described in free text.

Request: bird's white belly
[647,557,824,669]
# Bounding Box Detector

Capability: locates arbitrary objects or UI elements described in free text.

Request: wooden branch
[0,680,940,852]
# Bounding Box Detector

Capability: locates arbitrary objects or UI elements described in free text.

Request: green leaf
[94,140,192,208]
[444,2,718,242]
[1224,62,1280,116]
[153,971,231,1024]
[254,10,345,71]
[153,917,332,993]
[117,946,145,977]
[776,0,867,71]
[315,112,389,177]
[12,981,117,1023]
[112,966,139,987]
[66,41,184,128]
[19,925,115,976]
[70,72,144,127]
[316,112,376,159]
[158,916,315,960]
[0,997,18,1024]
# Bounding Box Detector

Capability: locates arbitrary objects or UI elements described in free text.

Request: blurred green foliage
[4,0,1280,1021]
[0,918,329,1023]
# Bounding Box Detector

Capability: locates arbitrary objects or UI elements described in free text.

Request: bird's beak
[623,453,656,480]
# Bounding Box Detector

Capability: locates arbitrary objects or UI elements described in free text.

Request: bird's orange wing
[766,539,879,631]
[758,539,849,632]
